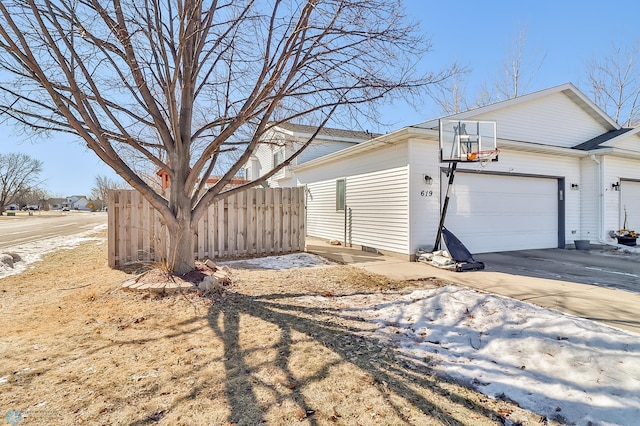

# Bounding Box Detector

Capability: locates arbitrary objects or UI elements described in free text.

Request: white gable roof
[414,83,620,149]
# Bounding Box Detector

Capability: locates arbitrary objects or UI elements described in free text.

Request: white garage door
[443,173,559,253]
[620,180,640,230]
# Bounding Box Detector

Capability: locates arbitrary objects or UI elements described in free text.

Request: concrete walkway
[306,237,640,334]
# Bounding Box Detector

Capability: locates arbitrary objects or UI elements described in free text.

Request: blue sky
[2,0,639,197]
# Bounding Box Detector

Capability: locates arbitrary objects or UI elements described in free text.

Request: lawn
[0,232,548,425]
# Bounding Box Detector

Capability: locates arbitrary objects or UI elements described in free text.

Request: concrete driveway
[474,247,640,294]
[306,237,640,333]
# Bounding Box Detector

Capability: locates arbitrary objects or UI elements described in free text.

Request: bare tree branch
[585,41,640,127]
[0,0,446,273]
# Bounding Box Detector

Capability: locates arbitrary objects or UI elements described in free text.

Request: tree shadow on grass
[204,290,521,425]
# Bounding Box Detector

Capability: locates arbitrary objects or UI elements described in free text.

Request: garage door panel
[443,173,558,253]
[620,181,640,230]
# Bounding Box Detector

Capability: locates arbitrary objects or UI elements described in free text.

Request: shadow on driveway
[475,247,640,293]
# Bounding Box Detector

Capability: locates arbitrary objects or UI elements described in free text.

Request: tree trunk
[166,185,195,275]
[167,213,195,275]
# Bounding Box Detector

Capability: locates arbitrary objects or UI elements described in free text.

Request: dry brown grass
[0,232,552,425]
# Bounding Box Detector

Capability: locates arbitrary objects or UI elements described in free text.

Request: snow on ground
[331,286,640,426]
[219,252,334,270]
[3,243,638,425]
[238,254,640,426]
[0,224,107,279]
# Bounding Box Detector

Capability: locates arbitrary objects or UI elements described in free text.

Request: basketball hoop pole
[433,161,457,250]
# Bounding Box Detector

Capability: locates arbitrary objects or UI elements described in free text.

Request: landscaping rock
[197,267,232,293]
[0,253,14,268]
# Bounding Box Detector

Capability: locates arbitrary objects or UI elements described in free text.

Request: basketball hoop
[467,149,500,168]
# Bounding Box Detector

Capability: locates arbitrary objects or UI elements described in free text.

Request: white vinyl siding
[408,138,445,253]
[444,173,558,253]
[295,140,359,164]
[474,92,608,148]
[601,132,640,152]
[306,179,347,242]
[295,142,408,184]
[579,156,600,241]
[306,167,409,254]
[345,167,410,254]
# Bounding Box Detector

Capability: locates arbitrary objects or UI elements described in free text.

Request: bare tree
[0,152,43,214]
[471,27,546,108]
[15,187,49,209]
[585,42,640,127]
[495,27,546,101]
[428,71,469,115]
[0,0,450,273]
[430,27,545,115]
[91,174,127,210]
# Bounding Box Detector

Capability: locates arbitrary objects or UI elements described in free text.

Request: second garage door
[443,172,559,253]
[620,180,640,230]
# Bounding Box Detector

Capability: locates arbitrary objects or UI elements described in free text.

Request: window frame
[273,148,285,167]
[336,179,345,211]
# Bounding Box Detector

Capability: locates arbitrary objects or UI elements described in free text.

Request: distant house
[49,198,66,210]
[66,196,91,211]
[246,123,378,187]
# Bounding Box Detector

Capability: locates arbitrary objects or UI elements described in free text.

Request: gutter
[590,154,607,244]
[498,139,590,157]
[293,126,438,172]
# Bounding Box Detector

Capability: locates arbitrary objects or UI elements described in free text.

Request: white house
[261,83,640,260]
[66,195,91,211]
[247,122,377,187]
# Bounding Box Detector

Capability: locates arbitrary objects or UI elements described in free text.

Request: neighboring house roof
[412,82,620,132]
[573,128,634,151]
[156,168,249,189]
[273,122,379,141]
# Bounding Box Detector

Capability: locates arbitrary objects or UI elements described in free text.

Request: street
[0,211,107,250]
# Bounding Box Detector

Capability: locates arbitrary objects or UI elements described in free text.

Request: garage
[443,172,560,253]
[620,180,640,230]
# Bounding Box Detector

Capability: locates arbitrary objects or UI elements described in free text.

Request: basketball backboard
[439,120,497,163]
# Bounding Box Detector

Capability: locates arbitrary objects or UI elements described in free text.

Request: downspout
[590,154,606,243]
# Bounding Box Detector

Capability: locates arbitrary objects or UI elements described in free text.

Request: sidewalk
[306,237,640,334]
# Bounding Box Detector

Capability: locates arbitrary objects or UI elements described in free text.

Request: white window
[336,179,345,211]
[273,149,284,167]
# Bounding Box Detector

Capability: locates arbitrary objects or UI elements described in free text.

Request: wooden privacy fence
[108,188,306,268]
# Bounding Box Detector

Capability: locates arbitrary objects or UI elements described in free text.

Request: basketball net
[467,149,500,169]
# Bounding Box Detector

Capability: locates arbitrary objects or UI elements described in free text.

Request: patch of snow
[338,285,640,426]
[0,224,107,279]
[219,252,333,270]
[617,244,640,254]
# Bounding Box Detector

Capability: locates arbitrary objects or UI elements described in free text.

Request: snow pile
[336,285,640,425]
[0,224,107,279]
[219,252,333,270]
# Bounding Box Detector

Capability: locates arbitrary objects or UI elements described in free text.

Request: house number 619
[420,190,433,197]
